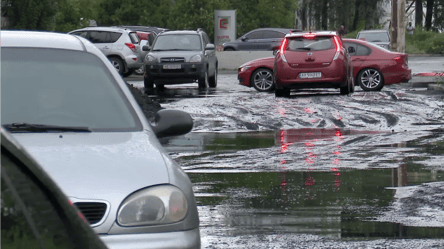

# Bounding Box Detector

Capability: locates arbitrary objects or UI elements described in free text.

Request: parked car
[223,28,292,51]
[238,57,275,92]
[273,31,354,97]
[1,30,201,249]
[343,38,411,91]
[69,27,144,77]
[356,29,391,50]
[143,29,218,90]
[1,127,109,249]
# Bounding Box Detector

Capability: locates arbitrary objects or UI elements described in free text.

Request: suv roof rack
[197,28,203,32]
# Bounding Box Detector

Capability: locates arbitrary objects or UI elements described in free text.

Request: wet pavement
[127,74,444,248]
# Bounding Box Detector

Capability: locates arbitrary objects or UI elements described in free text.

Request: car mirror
[150,110,193,138]
[205,44,215,50]
[142,45,151,51]
[241,36,247,41]
[348,47,356,53]
[273,49,278,56]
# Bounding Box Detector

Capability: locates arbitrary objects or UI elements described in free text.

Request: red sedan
[238,38,412,93]
[238,57,275,92]
[343,38,411,91]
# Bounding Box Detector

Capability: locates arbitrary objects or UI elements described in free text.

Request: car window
[356,44,372,56]
[1,48,143,131]
[344,42,358,56]
[245,31,263,39]
[89,31,109,43]
[1,153,78,249]
[263,31,286,39]
[71,31,88,39]
[109,32,122,43]
[357,32,390,42]
[202,33,210,46]
[286,37,334,51]
[129,32,140,44]
[152,34,202,51]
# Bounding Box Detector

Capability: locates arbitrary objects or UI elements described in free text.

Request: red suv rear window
[286,37,334,51]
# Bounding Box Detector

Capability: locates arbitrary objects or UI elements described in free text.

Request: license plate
[163,64,181,69]
[299,72,322,79]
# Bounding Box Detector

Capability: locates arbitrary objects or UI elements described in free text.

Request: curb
[427,84,444,91]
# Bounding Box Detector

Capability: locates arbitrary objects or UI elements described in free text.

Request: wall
[216,51,274,70]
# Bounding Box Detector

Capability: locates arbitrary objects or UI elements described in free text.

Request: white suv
[69,27,144,77]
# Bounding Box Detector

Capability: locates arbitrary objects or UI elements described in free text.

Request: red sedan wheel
[358,68,384,91]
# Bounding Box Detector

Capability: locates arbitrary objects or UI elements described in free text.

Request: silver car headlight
[189,55,202,63]
[145,55,156,63]
[117,185,188,226]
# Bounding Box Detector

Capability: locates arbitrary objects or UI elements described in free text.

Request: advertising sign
[214,10,236,51]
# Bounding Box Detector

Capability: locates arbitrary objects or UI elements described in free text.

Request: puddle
[161,128,444,241]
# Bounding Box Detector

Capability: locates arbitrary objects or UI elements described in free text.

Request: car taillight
[280,38,288,63]
[303,33,316,39]
[333,36,341,60]
[394,56,403,64]
[125,43,136,52]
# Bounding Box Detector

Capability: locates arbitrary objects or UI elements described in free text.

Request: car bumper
[125,56,144,69]
[384,67,412,84]
[100,227,201,249]
[238,68,252,87]
[145,63,206,83]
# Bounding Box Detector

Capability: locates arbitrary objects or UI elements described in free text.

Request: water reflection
[161,128,444,240]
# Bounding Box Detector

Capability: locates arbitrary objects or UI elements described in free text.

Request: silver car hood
[11,132,170,201]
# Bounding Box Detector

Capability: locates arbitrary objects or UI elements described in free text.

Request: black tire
[224,47,235,51]
[209,67,218,88]
[198,71,209,88]
[251,68,275,92]
[340,85,350,95]
[144,77,154,89]
[109,57,125,75]
[357,68,384,91]
[275,88,290,97]
[121,69,135,78]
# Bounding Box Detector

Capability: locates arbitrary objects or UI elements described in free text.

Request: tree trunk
[415,0,423,28]
[352,0,361,31]
[425,0,434,30]
[321,0,328,30]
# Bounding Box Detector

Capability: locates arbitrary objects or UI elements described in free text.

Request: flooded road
[129,74,444,248]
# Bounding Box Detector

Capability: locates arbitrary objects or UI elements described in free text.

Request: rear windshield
[286,37,334,51]
[357,32,390,42]
[1,48,142,132]
[152,34,202,51]
[129,32,140,44]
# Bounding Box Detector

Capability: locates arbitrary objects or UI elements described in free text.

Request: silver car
[356,29,391,50]
[1,30,201,249]
[69,27,144,77]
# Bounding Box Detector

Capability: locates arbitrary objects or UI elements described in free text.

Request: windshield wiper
[2,123,92,132]
[296,47,311,51]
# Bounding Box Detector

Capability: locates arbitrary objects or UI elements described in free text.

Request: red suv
[273,31,354,97]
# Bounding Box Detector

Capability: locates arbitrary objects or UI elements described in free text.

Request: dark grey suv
[223,28,292,51]
[143,29,218,90]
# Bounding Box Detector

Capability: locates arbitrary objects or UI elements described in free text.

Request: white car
[1,30,201,249]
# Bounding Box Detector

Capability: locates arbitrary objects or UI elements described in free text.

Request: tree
[416,0,423,28]
[2,0,58,30]
[425,0,434,30]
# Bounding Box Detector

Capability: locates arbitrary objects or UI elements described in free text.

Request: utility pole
[390,0,406,53]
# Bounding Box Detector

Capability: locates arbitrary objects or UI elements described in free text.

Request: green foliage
[405,30,444,54]
[3,0,58,30]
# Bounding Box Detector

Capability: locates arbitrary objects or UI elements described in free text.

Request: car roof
[1,30,87,51]
[70,26,130,33]
[285,31,338,38]
[158,30,204,36]
[247,28,292,33]
[358,30,389,33]
[116,26,168,33]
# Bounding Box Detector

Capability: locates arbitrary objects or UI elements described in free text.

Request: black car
[223,28,292,51]
[143,28,218,89]
[1,127,109,249]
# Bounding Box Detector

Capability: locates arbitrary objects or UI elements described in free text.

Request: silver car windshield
[357,32,390,42]
[152,34,202,51]
[1,48,143,131]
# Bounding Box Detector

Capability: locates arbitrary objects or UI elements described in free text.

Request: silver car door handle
[102,46,109,49]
